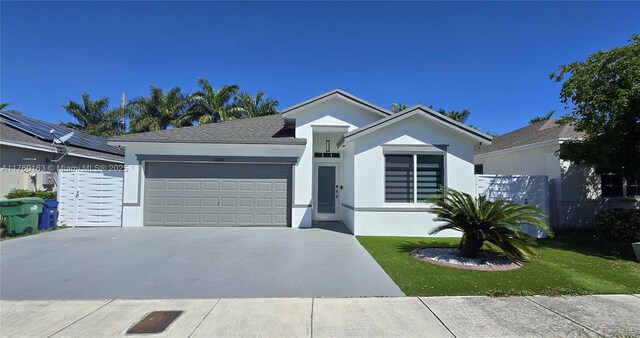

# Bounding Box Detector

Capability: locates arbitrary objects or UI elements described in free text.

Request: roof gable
[339,105,493,146]
[280,89,392,118]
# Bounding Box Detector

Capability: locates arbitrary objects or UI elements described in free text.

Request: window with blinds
[385,155,414,202]
[385,154,445,203]
[417,155,444,202]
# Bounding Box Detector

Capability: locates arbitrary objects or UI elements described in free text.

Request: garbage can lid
[43,199,59,207]
[0,197,45,205]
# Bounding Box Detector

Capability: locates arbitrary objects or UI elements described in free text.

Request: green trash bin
[0,197,44,236]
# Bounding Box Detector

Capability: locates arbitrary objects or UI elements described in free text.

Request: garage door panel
[147,197,164,207]
[203,182,219,191]
[166,181,183,190]
[238,213,254,224]
[184,197,201,207]
[144,163,290,227]
[185,181,202,190]
[166,197,183,207]
[147,181,164,190]
[239,198,254,207]
[256,198,272,208]
[165,214,182,223]
[183,213,201,224]
[256,182,273,192]
[274,198,287,208]
[203,197,219,207]
[203,213,219,223]
[221,181,237,191]
[239,182,254,191]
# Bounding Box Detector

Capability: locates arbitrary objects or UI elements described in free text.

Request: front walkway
[0,226,402,300]
[1,295,638,337]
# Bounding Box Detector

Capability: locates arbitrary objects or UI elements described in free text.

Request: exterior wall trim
[135,154,299,164]
[341,203,432,212]
[382,144,448,154]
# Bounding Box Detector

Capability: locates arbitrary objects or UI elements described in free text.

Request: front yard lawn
[357,234,640,296]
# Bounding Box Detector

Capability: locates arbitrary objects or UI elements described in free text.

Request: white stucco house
[110,90,492,236]
[474,118,639,229]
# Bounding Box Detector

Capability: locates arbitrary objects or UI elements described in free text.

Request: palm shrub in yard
[427,189,552,262]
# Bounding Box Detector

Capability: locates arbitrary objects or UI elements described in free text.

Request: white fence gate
[475,174,549,238]
[58,170,124,227]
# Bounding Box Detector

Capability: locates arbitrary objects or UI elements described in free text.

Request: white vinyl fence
[475,174,549,238]
[58,170,124,227]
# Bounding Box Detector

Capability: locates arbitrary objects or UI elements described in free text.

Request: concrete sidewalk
[1,295,638,337]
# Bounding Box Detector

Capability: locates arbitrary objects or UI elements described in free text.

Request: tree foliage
[551,35,640,179]
[62,93,122,137]
[0,103,21,114]
[183,78,239,124]
[232,91,279,118]
[391,102,409,113]
[435,107,472,124]
[428,189,552,262]
[128,85,192,133]
[529,110,555,124]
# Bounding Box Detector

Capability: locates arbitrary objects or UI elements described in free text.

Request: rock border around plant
[411,247,523,271]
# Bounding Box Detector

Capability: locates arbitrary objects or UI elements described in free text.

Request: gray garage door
[144,162,291,227]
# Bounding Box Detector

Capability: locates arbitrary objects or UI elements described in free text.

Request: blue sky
[1,1,638,134]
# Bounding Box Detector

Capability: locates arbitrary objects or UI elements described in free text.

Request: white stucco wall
[475,144,559,177]
[289,97,385,228]
[118,142,305,227]
[348,114,481,237]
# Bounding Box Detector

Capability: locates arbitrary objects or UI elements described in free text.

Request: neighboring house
[474,118,639,228]
[110,89,492,236]
[0,111,124,198]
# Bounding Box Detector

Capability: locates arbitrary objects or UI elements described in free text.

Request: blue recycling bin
[38,199,59,231]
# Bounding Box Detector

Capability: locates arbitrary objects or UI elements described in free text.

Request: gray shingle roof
[475,119,584,155]
[110,114,306,145]
[0,123,124,162]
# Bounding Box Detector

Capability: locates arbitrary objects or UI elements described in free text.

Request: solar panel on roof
[0,112,123,155]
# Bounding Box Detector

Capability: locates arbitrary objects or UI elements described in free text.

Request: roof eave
[108,139,307,146]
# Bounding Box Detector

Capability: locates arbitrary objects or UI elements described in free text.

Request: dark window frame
[384,153,445,203]
[600,173,639,198]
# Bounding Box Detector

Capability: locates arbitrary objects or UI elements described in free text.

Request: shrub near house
[595,209,640,243]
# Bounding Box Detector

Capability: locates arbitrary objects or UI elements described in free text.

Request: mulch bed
[411,247,523,271]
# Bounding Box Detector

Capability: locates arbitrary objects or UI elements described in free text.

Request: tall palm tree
[0,103,21,114]
[184,78,239,124]
[428,189,552,262]
[391,103,409,113]
[128,85,192,133]
[436,108,472,124]
[62,93,121,137]
[232,91,279,118]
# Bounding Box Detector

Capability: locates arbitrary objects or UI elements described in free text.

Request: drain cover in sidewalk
[127,311,183,334]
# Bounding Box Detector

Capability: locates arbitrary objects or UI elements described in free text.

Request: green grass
[357,233,640,296]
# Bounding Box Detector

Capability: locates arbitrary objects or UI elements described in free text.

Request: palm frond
[427,188,552,262]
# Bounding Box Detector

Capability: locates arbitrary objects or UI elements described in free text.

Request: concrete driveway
[0,224,403,300]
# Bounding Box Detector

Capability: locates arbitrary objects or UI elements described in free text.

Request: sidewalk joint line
[524,297,604,337]
[47,299,115,338]
[418,297,456,338]
[187,298,221,338]
[631,294,640,299]
[310,298,315,338]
